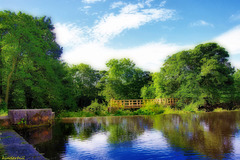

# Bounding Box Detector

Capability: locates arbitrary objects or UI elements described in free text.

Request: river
[16,111,240,160]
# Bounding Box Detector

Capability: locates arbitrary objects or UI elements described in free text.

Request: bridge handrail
[110,98,178,108]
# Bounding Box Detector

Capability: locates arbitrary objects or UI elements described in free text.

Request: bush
[85,99,107,116]
[213,108,228,112]
[134,102,164,115]
[183,102,199,112]
[0,102,8,116]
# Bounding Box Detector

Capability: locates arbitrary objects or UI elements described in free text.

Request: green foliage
[17,118,26,125]
[0,102,8,116]
[68,64,103,108]
[153,43,234,110]
[182,102,200,112]
[100,58,150,101]
[0,110,7,116]
[85,99,107,116]
[0,11,76,111]
[233,69,240,103]
[213,108,229,112]
[141,84,156,99]
[0,102,7,111]
[134,102,164,115]
[58,100,108,117]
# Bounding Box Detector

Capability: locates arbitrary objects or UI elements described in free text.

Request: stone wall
[8,109,54,126]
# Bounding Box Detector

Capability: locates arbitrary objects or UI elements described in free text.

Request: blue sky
[1,0,240,72]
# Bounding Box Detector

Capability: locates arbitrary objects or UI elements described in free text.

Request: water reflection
[16,112,240,160]
[16,126,52,145]
[152,112,240,159]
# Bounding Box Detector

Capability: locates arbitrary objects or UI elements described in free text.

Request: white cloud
[61,40,190,72]
[159,0,167,7]
[78,5,92,14]
[82,0,105,4]
[92,3,175,43]
[145,0,154,7]
[54,23,89,47]
[214,25,240,55]
[111,1,126,9]
[212,25,240,69]
[190,20,214,27]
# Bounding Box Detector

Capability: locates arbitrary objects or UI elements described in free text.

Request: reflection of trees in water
[21,122,76,160]
[71,116,153,144]
[21,112,240,160]
[73,118,106,140]
[106,116,152,144]
[152,112,240,159]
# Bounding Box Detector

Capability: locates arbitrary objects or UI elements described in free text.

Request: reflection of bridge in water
[109,98,178,110]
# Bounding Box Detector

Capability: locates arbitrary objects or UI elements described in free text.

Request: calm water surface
[16,111,240,160]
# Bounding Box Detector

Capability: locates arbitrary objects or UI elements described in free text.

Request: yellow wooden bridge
[109,98,178,109]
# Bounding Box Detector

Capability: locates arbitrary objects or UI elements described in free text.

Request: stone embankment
[0,109,55,159]
[0,130,46,160]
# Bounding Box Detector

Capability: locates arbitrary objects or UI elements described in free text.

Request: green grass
[213,108,240,112]
[0,110,7,116]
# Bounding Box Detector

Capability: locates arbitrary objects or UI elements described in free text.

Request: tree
[101,58,150,101]
[141,84,156,99]
[0,11,66,110]
[233,69,240,104]
[68,63,102,108]
[153,43,234,109]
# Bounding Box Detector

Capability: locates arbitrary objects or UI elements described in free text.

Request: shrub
[85,99,107,116]
[183,102,199,112]
[213,108,228,112]
[134,102,164,115]
[0,102,8,116]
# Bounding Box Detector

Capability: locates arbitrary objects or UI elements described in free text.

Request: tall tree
[153,43,234,109]
[68,63,102,108]
[101,58,150,101]
[0,11,64,110]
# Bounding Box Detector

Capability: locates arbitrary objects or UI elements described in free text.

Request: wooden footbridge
[109,98,178,109]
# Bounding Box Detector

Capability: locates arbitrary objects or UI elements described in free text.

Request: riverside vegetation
[1,11,240,118]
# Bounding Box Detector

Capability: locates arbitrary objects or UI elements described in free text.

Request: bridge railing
[109,98,178,109]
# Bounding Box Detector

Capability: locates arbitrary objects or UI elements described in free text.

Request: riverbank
[0,129,46,160]
[57,106,240,118]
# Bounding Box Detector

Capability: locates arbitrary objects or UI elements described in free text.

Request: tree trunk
[5,57,17,107]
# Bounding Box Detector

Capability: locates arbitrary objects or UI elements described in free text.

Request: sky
[1,0,240,72]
